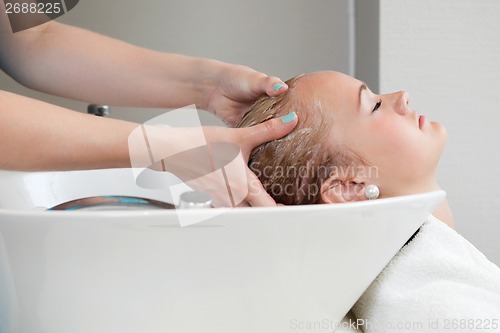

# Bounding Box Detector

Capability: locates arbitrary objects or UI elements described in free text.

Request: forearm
[1,21,225,109]
[0,90,136,171]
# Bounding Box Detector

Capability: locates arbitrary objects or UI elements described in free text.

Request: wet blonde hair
[237,74,366,205]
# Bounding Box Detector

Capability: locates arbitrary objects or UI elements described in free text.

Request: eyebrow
[358,83,367,108]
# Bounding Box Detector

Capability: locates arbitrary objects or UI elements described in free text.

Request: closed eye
[372,99,382,112]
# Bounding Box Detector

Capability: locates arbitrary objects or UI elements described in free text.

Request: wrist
[190,57,230,110]
[129,125,207,169]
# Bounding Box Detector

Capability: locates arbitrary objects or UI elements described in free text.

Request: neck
[433,197,454,228]
[391,179,455,228]
[426,180,455,228]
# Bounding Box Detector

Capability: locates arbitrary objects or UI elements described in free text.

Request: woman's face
[297,71,447,197]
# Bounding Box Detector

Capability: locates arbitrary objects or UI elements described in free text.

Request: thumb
[263,76,289,97]
[242,112,298,149]
[248,73,288,97]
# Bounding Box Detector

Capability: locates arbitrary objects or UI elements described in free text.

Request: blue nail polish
[281,112,297,124]
[273,83,286,92]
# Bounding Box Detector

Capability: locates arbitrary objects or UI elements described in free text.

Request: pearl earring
[364,184,380,200]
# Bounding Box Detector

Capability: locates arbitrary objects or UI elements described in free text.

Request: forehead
[294,71,362,118]
[297,70,360,93]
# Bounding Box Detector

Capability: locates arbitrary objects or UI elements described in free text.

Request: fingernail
[273,83,287,92]
[281,112,297,124]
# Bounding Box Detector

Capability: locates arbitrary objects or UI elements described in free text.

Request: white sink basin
[0,169,445,333]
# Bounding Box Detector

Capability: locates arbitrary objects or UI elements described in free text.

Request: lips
[418,115,426,129]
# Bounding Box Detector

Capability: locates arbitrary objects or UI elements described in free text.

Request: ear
[320,177,368,204]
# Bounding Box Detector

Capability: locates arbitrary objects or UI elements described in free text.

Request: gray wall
[354,0,379,92]
[0,0,353,123]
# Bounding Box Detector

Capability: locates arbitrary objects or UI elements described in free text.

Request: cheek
[370,116,419,149]
[382,123,421,156]
[349,118,428,177]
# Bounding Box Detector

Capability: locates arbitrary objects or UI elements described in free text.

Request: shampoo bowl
[0,169,445,333]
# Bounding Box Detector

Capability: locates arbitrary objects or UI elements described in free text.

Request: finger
[244,170,276,207]
[265,76,289,97]
[240,112,298,149]
[237,201,251,208]
[246,190,276,207]
[248,73,288,97]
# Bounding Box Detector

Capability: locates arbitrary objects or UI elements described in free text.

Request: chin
[428,121,447,150]
[431,121,448,138]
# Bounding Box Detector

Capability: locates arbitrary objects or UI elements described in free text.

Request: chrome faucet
[87,104,110,117]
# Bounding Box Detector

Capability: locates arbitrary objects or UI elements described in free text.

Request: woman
[239,71,452,225]
[238,71,500,330]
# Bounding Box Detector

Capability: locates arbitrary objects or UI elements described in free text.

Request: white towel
[352,216,500,333]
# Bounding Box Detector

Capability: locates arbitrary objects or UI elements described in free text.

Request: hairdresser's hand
[202,112,298,207]
[206,64,288,127]
[145,113,298,207]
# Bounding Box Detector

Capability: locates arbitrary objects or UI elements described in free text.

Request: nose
[391,91,410,115]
